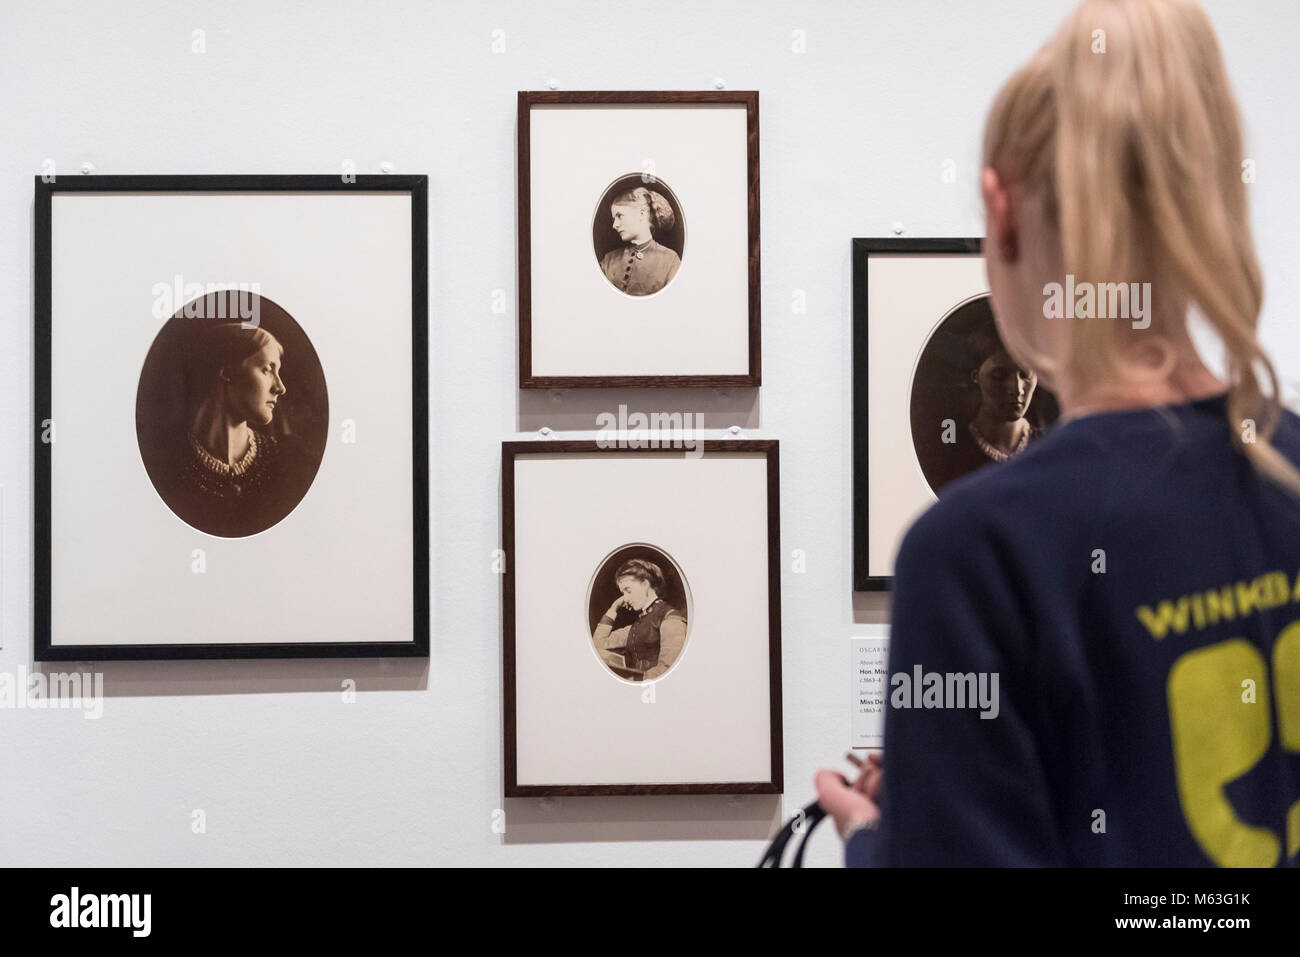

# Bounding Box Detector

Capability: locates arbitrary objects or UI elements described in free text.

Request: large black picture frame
[853,236,984,592]
[34,174,429,660]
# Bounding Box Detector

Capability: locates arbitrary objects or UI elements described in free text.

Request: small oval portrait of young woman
[909,293,1060,495]
[586,543,692,683]
[591,173,686,297]
[135,290,329,538]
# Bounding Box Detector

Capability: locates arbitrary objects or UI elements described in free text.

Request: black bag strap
[757,800,828,868]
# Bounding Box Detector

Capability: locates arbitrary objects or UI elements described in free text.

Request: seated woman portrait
[598,186,682,296]
[591,558,688,681]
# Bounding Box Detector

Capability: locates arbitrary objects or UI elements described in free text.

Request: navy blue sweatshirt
[848,393,1300,867]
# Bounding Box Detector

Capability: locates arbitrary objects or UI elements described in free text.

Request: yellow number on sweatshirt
[1167,639,1277,867]
[1274,621,1300,858]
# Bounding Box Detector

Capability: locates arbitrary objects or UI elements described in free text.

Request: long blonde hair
[982,0,1300,495]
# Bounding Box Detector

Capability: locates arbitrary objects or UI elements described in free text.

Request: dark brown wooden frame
[501,440,783,796]
[852,237,983,591]
[516,91,761,389]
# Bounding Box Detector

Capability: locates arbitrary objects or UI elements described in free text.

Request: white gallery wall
[2,0,1297,867]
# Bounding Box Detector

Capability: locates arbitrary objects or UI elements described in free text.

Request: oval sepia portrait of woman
[909,293,1060,495]
[135,290,329,538]
[586,543,691,682]
[591,173,686,297]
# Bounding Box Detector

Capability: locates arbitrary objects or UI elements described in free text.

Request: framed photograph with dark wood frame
[34,174,429,659]
[852,237,1061,590]
[517,91,761,389]
[502,440,782,795]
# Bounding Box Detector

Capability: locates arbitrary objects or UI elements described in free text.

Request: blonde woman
[599,186,681,296]
[818,0,1300,867]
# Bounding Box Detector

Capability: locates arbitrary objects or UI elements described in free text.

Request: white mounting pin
[891,222,905,236]
[379,161,395,174]
[713,77,726,90]
[538,426,554,439]
[80,162,95,175]
[728,425,742,436]
[547,79,559,90]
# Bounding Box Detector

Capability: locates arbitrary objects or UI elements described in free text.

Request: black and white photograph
[35,175,429,659]
[908,293,1060,494]
[503,440,782,795]
[587,543,691,681]
[136,290,329,539]
[518,90,760,387]
[592,174,686,297]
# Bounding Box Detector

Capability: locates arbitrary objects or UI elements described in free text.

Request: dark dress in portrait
[610,598,687,674]
[927,423,1046,495]
[165,430,312,537]
[599,239,681,296]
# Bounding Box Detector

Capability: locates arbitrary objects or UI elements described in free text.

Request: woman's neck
[972,407,1028,449]
[1057,352,1227,422]
[193,397,251,465]
[1053,298,1228,422]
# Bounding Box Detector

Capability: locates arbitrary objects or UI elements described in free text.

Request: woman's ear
[981,167,1017,262]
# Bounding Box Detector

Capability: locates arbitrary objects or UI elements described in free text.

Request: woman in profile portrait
[591,558,687,680]
[599,186,681,296]
[169,321,308,537]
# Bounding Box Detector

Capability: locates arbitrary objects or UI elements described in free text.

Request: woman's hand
[814,752,883,840]
[593,601,627,647]
[606,597,630,618]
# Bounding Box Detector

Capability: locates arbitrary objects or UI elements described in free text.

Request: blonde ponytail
[982,0,1300,496]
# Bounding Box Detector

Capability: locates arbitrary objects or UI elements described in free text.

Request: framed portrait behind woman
[502,440,782,795]
[517,90,761,388]
[852,238,1060,591]
[34,174,429,659]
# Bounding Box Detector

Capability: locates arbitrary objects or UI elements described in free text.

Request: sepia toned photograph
[35,175,428,660]
[586,543,691,681]
[908,293,1059,495]
[503,440,782,795]
[518,90,760,387]
[135,290,329,538]
[592,174,685,297]
[855,237,1004,589]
